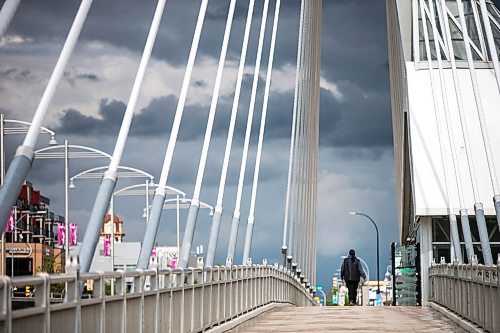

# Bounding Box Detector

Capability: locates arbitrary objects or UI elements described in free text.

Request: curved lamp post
[143,197,213,258]
[349,211,380,293]
[34,143,111,270]
[70,167,157,267]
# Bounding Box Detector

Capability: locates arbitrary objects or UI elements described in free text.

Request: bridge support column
[420,216,432,304]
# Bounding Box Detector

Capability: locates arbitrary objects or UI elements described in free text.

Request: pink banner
[103,235,111,256]
[151,247,157,257]
[4,210,14,233]
[171,256,177,269]
[57,223,65,246]
[69,223,78,246]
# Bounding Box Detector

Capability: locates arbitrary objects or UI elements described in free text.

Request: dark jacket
[341,256,366,282]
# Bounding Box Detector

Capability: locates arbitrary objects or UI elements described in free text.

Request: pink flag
[103,235,111,256]
[69,223,78,246]
[171,256,177,269]
[4,210,14,232]
[57,223,65,246]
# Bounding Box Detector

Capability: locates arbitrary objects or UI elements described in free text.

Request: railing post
[115,270,127,333]
[0,276,12,333]
[134,269,144,333]
[66,255,81,333]
[94,271,105,333]
[35,273,50,333]
[151,268,159,333]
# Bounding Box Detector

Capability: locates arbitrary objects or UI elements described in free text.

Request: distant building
[100,213,125,243]
[1,181,65,276]
[150,246,178,269]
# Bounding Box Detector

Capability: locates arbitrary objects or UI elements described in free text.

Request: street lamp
[34,143,112,270]
[144,197,213,258]
[349,211,380,293]
[0,115,57,183]
[72,168,157,270]
[112,182,185,259]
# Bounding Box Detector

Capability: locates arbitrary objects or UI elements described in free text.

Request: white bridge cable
[137,0,209,270]
[282,0,305,254]
[80,0,168,273]
[455,0,500,233]
[292,0,308,269]
[179,0,237,268]
[428,0,473,262]
[226,0,270,263]
[478,0,500,92]
[301,0,313,275]
[155,0,209,197]
[288,1,307,263]
[438,0,493,265]
[80,0,166,272]
[292,48,306,268]
[420,0,462,263]
[302,11,313,277]
[310,0,320,285]
[205,0,255,268]
[0,0,21,38]
[0,0,95,233]
[241,0,282,264]
[456,0,500,255]
[438,0,480,204]
[456,0,499,194]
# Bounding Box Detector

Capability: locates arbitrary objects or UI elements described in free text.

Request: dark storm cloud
[56,95,229,141]
[0,68,36,81]
[321,0,390,93]
[319,83,392,148]
[8,0,301,68]
[64,70,101,86]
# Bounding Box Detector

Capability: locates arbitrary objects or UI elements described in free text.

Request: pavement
[228,306,469,332]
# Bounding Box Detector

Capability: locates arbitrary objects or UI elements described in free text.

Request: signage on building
[6,244,33,258]
[391,242,421,306]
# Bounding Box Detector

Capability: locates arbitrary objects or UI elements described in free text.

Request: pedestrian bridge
[1,0,500,331]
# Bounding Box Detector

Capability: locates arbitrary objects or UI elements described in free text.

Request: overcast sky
[1,0,402,289]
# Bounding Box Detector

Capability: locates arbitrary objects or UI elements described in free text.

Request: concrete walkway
[229,306,469,332]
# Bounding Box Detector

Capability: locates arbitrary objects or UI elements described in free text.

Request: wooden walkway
[228,306,469,332]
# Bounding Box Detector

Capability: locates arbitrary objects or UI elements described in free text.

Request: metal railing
[429,260,500,332]
[0,257,315,333]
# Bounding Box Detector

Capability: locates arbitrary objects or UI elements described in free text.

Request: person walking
[341,249,366,306]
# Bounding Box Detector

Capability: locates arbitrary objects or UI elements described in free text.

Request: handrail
[429,262,499,332]
[0,260,315,332]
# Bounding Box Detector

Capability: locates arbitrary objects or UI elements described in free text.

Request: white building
[387,0,500,303]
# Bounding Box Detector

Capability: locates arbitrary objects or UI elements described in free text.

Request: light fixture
[49,135,58,146]
[69,179,76,189]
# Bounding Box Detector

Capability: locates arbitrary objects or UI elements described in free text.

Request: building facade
[387,0,500,303]
[1,181,65,276]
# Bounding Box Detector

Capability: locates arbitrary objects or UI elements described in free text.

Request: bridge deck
[229,306,468,332]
